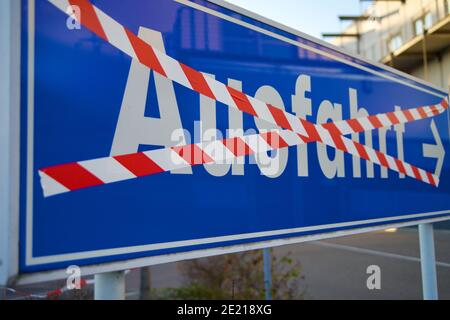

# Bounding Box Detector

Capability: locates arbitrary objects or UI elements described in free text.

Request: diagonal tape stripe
[41,162,104,191]
[114,152,165,177]
[41,0,447,196]
[39,128,440,196]
[68,0,108,41]
[180,64,216,100]
[227,87,257,116]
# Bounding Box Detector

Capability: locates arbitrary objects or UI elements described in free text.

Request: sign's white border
[7,0,450,284]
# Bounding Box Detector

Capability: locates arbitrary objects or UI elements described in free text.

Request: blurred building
[326,0,450,89]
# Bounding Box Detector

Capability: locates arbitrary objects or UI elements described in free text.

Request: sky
[224,0,371,40]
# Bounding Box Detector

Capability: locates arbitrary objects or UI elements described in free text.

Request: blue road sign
[6,0,450,280]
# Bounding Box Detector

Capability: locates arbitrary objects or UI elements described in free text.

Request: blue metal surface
[20,0,450,272]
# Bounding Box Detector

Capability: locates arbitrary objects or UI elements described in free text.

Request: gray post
[94,271,126,300]
[263,248,272,300]
[140,266,152,300]
[419,223,438,300]
[0,0,20,288]
[0,0,12,289]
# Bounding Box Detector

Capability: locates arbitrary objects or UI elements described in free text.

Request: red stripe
[172,145,214,165]
[69,0,108,41]
[41,163,104,191]
[223,137,253,157]
[227,87,257,116]
[180,64,215,100]
[124,29,167,77]
[411,166,422,180]
[367,115,383,128]
[322,123,347,152]
[346,119,365,133]
[267,104,292,131]
[375,151,389,168]
[386,112,399,125]
[430,105,440,116]
[297,134,309,143]
[427,172,436,187]
[300,119,322,143]
[418,107,428,118]
[260,132,289,149]
[114,152,164,177]
[395,159,406,175]
[354,142,370,161]
[403,109,415,122]
[441,99,449,109]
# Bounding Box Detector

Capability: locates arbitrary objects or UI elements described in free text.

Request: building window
[414,12,433,36]
[388,34,402,52]
[447,0,450,14]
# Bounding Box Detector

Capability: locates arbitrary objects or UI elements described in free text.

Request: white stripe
[433,175,440,186]
[153,50,192,89]
[377,114,392,127]
[435,104,445,113]
[423,106,432,116]
[278,130,304,146]
[78,157,135,183]
[202,140,235,163]
[385,155,398,171]
[403,164,414,178]
[94,8,137,59]
[410,108,422,120]
[343,138,358,156]
[38,171,70,197]
[247,96,275,125]
[204,76,238,109]
[364,147,379,165]
[245,134,271,153]
[394,110,408,123]
[144,149,189,172]
[418,169,429,183]
[333,120,353,135]
[286,114,307,136]
[48,0,71,13]
[316,125,335,148]
[356,117,373,131]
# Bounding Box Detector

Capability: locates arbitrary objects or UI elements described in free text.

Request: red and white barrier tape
[2,269,136,299]
[40,0,448,197]
[40,128,440,197]
[2,278,94,299]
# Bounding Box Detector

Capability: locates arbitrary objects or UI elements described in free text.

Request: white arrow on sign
[422,120,445,177]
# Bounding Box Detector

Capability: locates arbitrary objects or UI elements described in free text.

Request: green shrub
[153,249,305,300]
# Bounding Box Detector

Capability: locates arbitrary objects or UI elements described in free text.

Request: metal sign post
[263,248,272,300]
[419,223,438,300]
[94,271,126,300]
[0,0,12,288]
[0,0,20,288]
